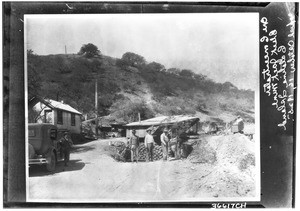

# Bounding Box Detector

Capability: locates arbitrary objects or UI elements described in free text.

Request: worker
[59,132,73,166]
[160,128,170,161]
[236,116,244,133]
[231,115,244,134]
[178,132,188,159]
[128,129,139,163]
[144,128,154,162]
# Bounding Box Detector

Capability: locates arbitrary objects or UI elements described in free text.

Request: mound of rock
[187,133,256,197]
[188,134,255,169]
[109,141,163,162]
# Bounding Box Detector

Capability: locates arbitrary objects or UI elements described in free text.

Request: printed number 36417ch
[211,203,247,209]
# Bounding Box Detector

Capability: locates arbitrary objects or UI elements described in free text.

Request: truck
[28,123,61,171]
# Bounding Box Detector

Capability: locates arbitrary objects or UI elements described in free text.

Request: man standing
[128,129,139,163]
[144,128,154,162]
[160,128,170,161]
[59,132,73,166]
[169,131,178,159]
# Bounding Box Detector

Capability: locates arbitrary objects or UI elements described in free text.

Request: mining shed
[125,115,200,143]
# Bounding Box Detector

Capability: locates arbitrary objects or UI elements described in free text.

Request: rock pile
[110,141,163,162]
[138,144,163,161]
[187,133,256,197]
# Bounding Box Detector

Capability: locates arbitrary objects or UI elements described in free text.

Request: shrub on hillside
[110,99,154,122]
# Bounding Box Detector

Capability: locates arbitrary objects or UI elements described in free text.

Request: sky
[26,13,259,90]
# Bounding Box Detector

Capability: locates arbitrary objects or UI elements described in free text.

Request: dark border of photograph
[2,1,297,208]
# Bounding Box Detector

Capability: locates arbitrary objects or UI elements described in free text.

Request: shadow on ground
[29,159,85,177]
[72,145,96,154]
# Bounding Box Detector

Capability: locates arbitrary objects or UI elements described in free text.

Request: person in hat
[128,129,139,163]
[144,127,154,162]
[160,128,170,161]
[58,132,73,166]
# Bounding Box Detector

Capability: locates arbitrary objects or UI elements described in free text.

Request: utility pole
[65,45,67,54]
[95,79,98,138]
[138,112,141,123]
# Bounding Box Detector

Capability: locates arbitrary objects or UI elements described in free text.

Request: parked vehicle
[28,123,61,171]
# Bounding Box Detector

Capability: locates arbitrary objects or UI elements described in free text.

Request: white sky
[25,13,259,90]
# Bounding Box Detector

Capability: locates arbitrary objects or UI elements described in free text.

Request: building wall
[53,110,81,134]
[32,102,81,134]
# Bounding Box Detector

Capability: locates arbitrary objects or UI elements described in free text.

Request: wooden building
[29,98,82,134]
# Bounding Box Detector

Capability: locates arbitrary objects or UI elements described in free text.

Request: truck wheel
[46,151,56,172]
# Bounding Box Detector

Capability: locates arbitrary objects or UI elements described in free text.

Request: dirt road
[29,136,256,202]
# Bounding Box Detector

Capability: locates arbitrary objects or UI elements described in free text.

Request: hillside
[27,51,255,125]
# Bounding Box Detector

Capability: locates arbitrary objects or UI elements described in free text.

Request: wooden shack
[29,97,82,134]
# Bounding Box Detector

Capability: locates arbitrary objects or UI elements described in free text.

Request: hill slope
[27,52,255,125]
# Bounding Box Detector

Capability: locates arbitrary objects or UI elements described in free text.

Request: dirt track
[29,136,257,202]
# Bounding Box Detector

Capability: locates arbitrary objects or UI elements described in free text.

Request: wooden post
[95,79,98,138]
[138,112,141,123]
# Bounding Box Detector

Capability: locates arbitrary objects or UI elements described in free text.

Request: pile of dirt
[187,133,256,197]
[188,139,217,164]
[188,134,254,166]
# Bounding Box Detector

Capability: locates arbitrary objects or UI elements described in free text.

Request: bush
[110,99,155,122]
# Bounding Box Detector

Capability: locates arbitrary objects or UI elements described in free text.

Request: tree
[179,69,194,78]
[194,73,207,81]
[27,50,42,99]
[166,68,181,75]
[146,62,165,72]
[222,81,237,90]
[121,52,146,67]
[110,99,154,122]
[78,43,101,58]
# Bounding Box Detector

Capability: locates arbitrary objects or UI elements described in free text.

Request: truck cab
[28,123,61,171]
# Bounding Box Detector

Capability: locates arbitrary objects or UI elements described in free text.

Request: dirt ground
[29,134,257,202]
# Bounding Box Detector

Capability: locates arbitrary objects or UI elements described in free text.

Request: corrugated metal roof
[45,99,82,115]
[125,115,199,127]
[82,116,127,126]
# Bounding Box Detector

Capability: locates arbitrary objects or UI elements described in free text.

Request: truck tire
[46,151,56,172]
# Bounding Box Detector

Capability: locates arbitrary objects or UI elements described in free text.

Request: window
[71,113,76,126]
[57,110,63,125]
[50,129,57,139]
[44,110,52,123]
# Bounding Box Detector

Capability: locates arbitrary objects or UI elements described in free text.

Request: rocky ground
[28,134,258,202]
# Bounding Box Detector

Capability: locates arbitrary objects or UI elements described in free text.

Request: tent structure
[125,115,200,143]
